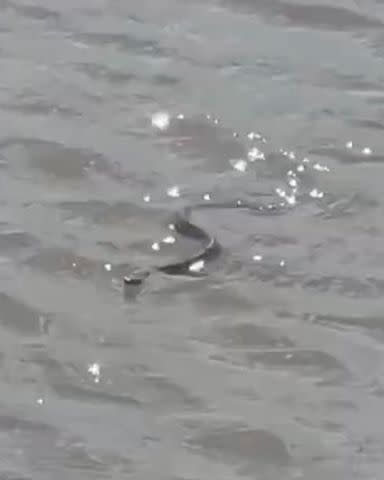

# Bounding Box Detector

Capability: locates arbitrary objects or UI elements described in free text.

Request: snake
[123,193,284,297]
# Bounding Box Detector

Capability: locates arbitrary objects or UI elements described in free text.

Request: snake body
[123,196,280,296]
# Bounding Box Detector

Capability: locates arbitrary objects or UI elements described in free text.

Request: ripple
[316,193,377,219]
[76,62,138,86]
[3,1,61,22]
[221,0,382,31]
[151,73,179,86]
[75,31,172,59]
[277,2,383,31]
[303,274,384,299]
[24,247,103,277]
[186,423,291,468]
[29,351,141,408]
[0,409,132,477]
[0,137,112,180]
[314,70,384,95]
[311,146,383,165]
[0,97,81,118]
[56,200,145,225]
[306,312,384,340]
[0,413,52,433]
[23,246,134,285]
[60,443,133,477]
[0,230,39,254]
[151,114,247,169]
[0,292,52,337]
[244,349,349,384]
[131,374,206,413]
[208,322,294,349]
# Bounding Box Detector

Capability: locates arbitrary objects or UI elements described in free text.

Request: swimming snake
[123,194,283,296]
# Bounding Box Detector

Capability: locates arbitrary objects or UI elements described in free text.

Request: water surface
[0,0,384,478]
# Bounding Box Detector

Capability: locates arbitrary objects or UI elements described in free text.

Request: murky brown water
[1,0,384,478]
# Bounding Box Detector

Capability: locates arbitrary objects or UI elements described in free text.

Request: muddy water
[1,0,384,478]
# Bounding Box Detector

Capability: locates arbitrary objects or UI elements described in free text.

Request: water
[0,0,384,478]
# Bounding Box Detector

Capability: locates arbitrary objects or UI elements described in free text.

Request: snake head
[123,270,150,300]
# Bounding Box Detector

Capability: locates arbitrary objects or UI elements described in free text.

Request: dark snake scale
[123,195,283,296]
